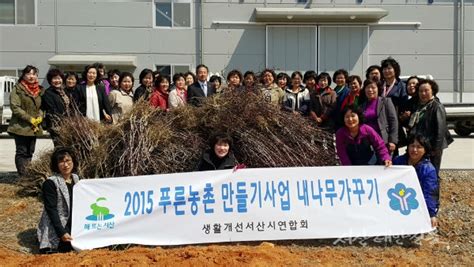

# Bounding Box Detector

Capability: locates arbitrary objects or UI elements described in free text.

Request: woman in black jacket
[64,72,79,98]
[408,79,453,174]
[197,133,238,171]
[73,65,112,123]
[41,69,73,146]
[133,68,154,102]
[398,76,420,147]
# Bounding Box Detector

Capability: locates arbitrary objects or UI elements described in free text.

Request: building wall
[0,0,472,98]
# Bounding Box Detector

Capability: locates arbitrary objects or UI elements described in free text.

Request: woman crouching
[197,133,238,171]
[335,105,392,166]
[37,148,80,253]
[394,135,439,228]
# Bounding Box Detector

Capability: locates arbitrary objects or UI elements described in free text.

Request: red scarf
[21,80,40,97]
[316,86,331,95]
[341,91,360,111]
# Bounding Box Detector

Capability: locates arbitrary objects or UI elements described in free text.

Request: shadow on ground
[0,172,19,185]
[18,228,39,254]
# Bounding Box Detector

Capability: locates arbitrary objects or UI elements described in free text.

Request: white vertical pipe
[54,0,58,54]
[200,0,204,65]
[460,0,465,103]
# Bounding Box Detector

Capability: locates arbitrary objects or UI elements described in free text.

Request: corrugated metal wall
[0,0,472,97]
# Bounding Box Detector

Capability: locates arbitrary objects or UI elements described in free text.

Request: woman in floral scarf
[7,65,44,176]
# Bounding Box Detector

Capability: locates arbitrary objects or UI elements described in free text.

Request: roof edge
[255,7,389,23]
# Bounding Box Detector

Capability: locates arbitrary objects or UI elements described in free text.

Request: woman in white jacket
[283,71,310,115]
[168,73,187,109]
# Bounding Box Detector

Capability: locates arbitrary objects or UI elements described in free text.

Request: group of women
[331,59,451,229]
[8,57,452,253]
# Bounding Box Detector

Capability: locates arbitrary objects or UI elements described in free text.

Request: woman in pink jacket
[336,105,392,166]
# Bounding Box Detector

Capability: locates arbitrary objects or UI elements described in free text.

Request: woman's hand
[104,113,112,122]
[30,117,42,126]
[431,217,438,228]
[61,233,73,242]
[388,142,396,152]
[384,160,392,167]
[400,111,411,121]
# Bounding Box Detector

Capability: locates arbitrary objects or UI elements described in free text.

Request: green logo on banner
[86,197,115,221]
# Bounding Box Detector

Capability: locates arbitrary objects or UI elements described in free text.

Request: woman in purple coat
[359,80,398,155]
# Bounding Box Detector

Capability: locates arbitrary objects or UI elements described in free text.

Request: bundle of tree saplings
[22,91,337,195]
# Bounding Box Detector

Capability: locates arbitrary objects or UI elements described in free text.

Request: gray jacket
[362,97,399,145]
[37,174,80,250]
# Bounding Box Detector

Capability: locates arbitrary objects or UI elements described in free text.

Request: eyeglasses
[58,159,73,165]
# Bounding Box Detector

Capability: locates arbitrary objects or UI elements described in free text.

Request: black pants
[39,241,73,254]
[13,134,36,176]
[57,241,73,253]
[48,129,61,147]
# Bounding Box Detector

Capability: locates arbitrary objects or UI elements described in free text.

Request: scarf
[341,91,360,111]
[316,86,331,95]
[21,80,40,97]
[408,99,433,128]
[383,79,396,97]
[86,84,101,121]
[177,88,187,104]
[55,87,71,115]
[146,86,153,95]
[334,85,346,96]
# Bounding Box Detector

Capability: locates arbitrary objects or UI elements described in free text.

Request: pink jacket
[336,124,390,165]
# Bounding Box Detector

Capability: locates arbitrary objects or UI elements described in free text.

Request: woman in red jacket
[150,75,171,111]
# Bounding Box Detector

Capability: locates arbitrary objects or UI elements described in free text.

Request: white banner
[71,166,433,250]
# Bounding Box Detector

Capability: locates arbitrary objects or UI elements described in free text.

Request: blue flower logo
[387,183,419,215]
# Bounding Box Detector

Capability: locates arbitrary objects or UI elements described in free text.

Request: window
[0,0,35,25]
[156,64,191,77]
[154,0,191,28]
[0,68,22,77]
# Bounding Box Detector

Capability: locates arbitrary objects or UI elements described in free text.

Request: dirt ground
[0,170,472,266]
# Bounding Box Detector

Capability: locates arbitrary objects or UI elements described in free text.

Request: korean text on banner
[71,166,433,250]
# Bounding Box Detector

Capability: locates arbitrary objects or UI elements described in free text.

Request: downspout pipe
[54,0,58,54]
[460,0,464,103]
[199,0,204,65]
